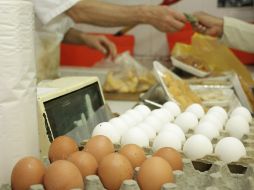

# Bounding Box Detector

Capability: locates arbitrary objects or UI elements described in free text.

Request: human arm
[63,28,117,58]
[66,0,187,32]
[193,12,254,53]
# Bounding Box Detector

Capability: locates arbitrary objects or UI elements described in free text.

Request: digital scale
[37,76,113,158]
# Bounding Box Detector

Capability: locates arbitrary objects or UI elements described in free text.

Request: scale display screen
[43,82,104,143]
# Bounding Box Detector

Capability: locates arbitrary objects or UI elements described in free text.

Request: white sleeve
[36,14,75,37]
[221,17,254,53]
[33,0,80,25]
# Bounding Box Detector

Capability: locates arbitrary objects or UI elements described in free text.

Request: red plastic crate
[60,34,135,67]
[167,23,254,65]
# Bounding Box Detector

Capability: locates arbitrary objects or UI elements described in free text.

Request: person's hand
[143,6,187,32]
[63,28,117,59]
[193,12,224,37]
[81,34,117,59]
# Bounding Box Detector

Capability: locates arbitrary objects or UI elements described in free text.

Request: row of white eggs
[92,102,252,163]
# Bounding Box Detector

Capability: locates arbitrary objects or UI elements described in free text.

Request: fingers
[168,18,186,32]
[170,9,188,23]
[101,37,117,59]
[150,7,187,32]
[193,23,207,34]
[96,36,117,59]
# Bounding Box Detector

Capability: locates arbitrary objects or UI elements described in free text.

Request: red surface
[167,23,254,64]
[60,34,135,67]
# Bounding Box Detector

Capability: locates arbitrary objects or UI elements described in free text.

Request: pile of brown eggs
[11,135,183,190]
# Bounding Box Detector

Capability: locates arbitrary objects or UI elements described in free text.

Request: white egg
[183,134,213,160]
[174,112,198,133]
[143,115,164,133]
[215,137,246,163]
[185,103,205,119]
[162,101,181,118]
[92,122,121,143]
[230,106,252,123]
[152,131,182,152]
[125,109,143,123]
[207,106,228,125]
[119,113,137,128]
[159,123,186,143]
[225,116,250,139]
[150,108,174,124]
[109,117,129,136]
[200,114,223,131]
[136,123,156,140]
[134,104,151,118]
[194,122,220,140]
[121,127,149,147]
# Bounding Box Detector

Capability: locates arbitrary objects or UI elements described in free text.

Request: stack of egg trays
[1,122,253,190]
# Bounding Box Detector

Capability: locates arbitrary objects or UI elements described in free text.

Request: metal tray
[171,56,210,78]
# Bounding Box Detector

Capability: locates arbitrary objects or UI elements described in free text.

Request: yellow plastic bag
[172,33,254,110]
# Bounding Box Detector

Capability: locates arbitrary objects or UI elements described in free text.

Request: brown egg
[67,151,98,182]
[11,156,45,190]
[98,153,133,190]
[153,147,183,171]
[119,144,146,168]
[137,157,174,190]
[44,160,84,190]
[84,135,114,163]
[48,136,78,162]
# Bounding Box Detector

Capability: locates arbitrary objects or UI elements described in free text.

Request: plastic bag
[35,31,63,82]
[171,33,254,110]
[103,51,156,93]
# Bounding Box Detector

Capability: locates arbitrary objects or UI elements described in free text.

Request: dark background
[218,0,254,7]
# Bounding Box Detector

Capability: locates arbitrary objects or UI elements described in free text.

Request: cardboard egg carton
[1,155,254,190]
[2,157,253,190]
[2,121,253,190]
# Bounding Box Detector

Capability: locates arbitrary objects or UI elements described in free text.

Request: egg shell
[120,114,137,128]
[67,151,98,181]
[119,144,146,168]
[225,116,250,139]
[84,135,114,163]
[48,136,79,162]
[143,115,164,133]
[183,134,213,160]
[11,157,46,190]
[230,106,252,123]
[134,104,151,118]
[44,160,84,190]
[109,117,129,136]
[162,101,181,117]
[136,123,157,140]
[159,123,186,143]
[174,112,198,133]
[207,106,228,124]
[152,131,182,152]
[125,109,143,123]
[137,157,174,190]
[150,108,174,124]
[185,103,205,119]
[200,114,224,131]
[215,137,246,163]
[153,147,183,171]
[194,122,220,140]
[92,122,121,143]
[121,127,149,147]
[98,153,133,190]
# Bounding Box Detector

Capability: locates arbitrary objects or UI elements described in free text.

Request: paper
[0,1,39,184]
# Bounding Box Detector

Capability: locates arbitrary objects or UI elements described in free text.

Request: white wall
[75,0,254,57]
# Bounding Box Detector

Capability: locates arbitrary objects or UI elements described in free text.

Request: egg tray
[1,157,254,190]
[1,123,253,190]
